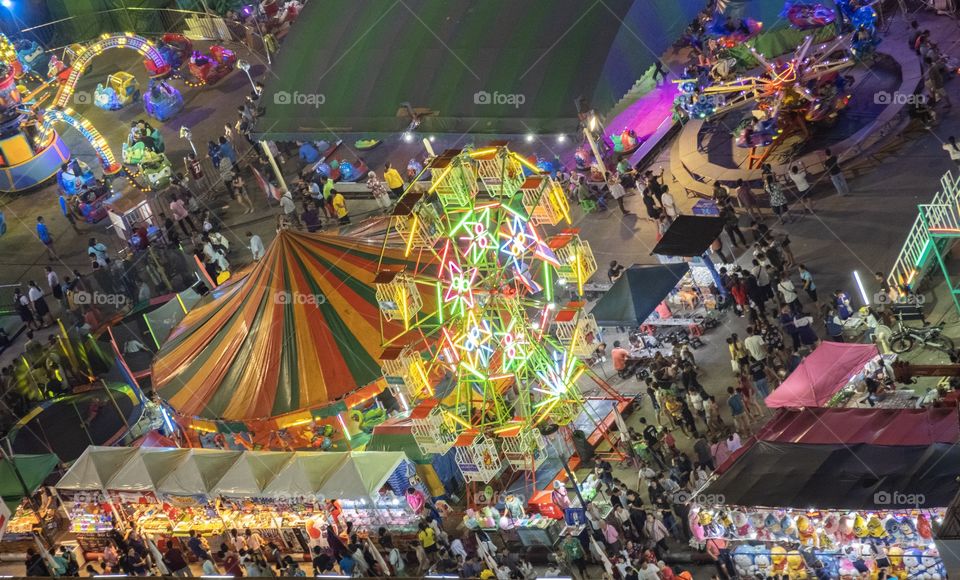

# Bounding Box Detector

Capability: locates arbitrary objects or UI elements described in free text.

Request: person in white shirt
[743,326,767,362]
[247,231,265,261]
[660,187,678,220]
[788,165,814,213]
[279,190,298,225]
[726,432,742,452]
[777,277,800,311]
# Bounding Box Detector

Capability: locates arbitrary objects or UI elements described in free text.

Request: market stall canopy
[651,216,726,257]
[763,342,879,408]
[0,454,58,512]
[212,451,295,497]
[252,0,703,138]
[590,263,690,326]
[156,449,242,496]
[152,231,436,421]
[718,407,960,473]
[56,446,138,491]
[756,407,960,445]
[105,448,190,492]
[704,441,960,509]
[260,452,349,498]
[318,452,407,501]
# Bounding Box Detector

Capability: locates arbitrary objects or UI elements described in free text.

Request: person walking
[27,281,53,327]
[607,175,631,215]
[331,189,350,224]
[383,162,405,198]
[735,179,762,220]
[798,263,818,304]
[787,165,814,214]
[777,275,802,313]
[720,199,746,247]
[169,195,197,236]
[367,171,393,212]
[247,231,265,261]
[231,173,254,214]
[36,216,57,260]
[726,386,749,433]
[660,187,678,222]
[823,148,849,195]
[764,175,790,223]
[279,189,300,227]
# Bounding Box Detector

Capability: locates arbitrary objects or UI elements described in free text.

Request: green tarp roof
[1,454,59,512]
[590,263,689,327]
[253,0,638,138]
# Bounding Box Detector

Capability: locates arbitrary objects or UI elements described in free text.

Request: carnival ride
[0,31,194,192]
[375,143,627,486]
[188,45,237,85]
[676,34,856,168]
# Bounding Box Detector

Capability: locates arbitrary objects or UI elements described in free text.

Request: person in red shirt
[611,341,630,373]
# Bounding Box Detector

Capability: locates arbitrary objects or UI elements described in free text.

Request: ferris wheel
[373,143,622,483]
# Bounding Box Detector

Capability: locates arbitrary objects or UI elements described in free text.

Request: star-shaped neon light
[443,260,479,317]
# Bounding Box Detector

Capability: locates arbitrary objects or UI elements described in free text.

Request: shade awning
[704,441,960,509]
[260,452,349,498]
[590,263,689,326]
[0,454,59,510]
[56,446,139,491]
[652,215,725,257]
[318,452,406,501]
[211,451,295,496]
[763,342,880,408]
[156,449,242,496]
[105,448,190,492]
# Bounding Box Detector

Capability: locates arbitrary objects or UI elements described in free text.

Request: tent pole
[700,252,728,298]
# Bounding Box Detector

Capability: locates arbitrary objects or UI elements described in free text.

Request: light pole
[179,126,196,156]
[583,111,607,179]
[237,59,257,93]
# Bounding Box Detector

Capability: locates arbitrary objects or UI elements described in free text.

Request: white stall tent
[105,448,190,492]
[211,451,294,497]
[56,446,139,490]
[157,449,242,497]
[317,451,406,502]
[260,452,349,499]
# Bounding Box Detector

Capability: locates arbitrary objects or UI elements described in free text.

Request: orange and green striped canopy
[153,230,435,421]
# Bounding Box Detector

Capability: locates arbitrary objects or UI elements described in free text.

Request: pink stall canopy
[763,342,879,408]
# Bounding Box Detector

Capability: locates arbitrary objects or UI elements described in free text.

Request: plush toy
[731,510,750,536]
[754,554,771,577]
[853,513,868,538]
[732,545,756,577]
[867,515,889,542]
[781,514,798,540]
[797,515,816,547]
[903,548,923,577]
[770,546,788,575]
[786,550,808,579]
[917,513,933,540]
[922,546,944,580]
[887,546,906,579]
[837,515,855,543]
[897,516,918,541]
[765,513,782,537]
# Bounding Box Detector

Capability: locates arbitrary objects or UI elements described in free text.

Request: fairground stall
[762,342,902,409]
[0,454,60,559]
[692,409,960,579]
[56,447,417,560]
[54,446,138,556]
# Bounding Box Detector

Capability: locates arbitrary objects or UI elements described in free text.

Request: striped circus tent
[152,230,435,421]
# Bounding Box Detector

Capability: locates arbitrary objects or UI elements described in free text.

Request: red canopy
[718,407,959,473]
[763,342,879,408]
